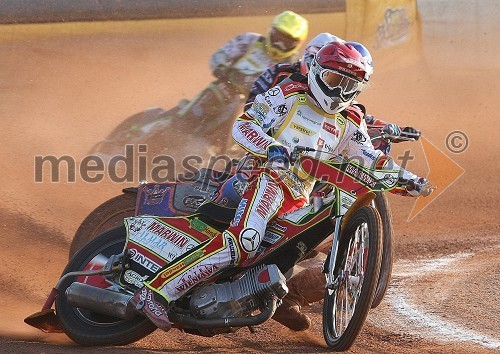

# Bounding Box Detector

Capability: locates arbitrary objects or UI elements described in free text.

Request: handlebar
[290,145,316,164]
[373,131,420,143]
[368,126,421,144]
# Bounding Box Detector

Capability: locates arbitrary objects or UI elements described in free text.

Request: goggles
[320,69,364,100]
[270,28,300,52]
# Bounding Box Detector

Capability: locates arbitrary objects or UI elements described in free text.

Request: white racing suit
[145,81,418,302]
[209,32,296,94]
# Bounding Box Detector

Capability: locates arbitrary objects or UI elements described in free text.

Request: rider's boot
[129,287,172,332]
[272,257,326,331]
[272,296,311,331]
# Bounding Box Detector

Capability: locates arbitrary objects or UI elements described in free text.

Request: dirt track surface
[1,1,499,353]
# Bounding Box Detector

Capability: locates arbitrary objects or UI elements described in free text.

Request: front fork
[323,217,343,290]
[323,192,375,289]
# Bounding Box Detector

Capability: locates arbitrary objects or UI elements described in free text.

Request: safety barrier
[0,0,345,24]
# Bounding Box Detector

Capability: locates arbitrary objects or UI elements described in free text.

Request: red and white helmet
[300,33,345,74]
[308,41,373,114]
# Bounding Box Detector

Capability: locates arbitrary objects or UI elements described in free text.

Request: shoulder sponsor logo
[291,122,315,136]
[264,94,273,106]
[283,82,307,92]
[336,115,346,126]
[255,102,270,117]
[273,104,288,116]
[268,87,281,96]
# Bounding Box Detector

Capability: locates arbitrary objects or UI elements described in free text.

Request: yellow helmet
[266,11,308,61]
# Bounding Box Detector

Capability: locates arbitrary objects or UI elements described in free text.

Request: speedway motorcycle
[25,148,413,351]
[69,128,419,309]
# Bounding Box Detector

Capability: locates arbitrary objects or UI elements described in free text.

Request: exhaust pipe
[171,296,278,329]
[66,283,135,320]
[66,283,278,329]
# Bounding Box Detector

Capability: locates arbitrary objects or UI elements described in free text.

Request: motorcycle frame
[121,154,399,293]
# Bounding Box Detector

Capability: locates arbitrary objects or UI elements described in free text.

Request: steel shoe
[130,287,172,332]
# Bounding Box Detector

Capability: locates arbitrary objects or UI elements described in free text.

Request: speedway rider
[130,41,434,332]
[239,32,422,331]
[187,10,308,124]
[246,32,421,154]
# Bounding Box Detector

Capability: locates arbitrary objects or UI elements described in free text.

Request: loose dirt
[1,2,498,353]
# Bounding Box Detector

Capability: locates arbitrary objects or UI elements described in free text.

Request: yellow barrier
[346,0,418,47]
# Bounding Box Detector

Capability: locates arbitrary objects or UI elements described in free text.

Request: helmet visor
[320,69,363,100]
[270,28,300,52]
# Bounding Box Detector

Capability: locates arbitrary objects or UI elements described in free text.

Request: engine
[189,264,288,319]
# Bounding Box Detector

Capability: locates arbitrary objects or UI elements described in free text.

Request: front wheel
[56,226,156,346]
[323,206,382,351]
[371,192,394,308]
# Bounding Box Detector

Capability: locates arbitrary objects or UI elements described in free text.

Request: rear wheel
[371,192,394,308]
[56,226,156,346]
[323,206,382,351]
[69,192,136,258]
[90,107,169,157]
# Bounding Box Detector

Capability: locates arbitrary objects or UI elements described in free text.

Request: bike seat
[196,201,236,229]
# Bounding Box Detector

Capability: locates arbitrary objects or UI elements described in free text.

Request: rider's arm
[209,33,260,73]
[244,62,301,110]
[233,86,291,157]
[365,114,421,141]
[364,114,389,128]
[339,108,422,196]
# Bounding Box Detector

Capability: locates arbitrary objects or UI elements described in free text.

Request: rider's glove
[402,126,421,140]
[406,177,435,197]
[382,123,402,138]
[266,143,290,168]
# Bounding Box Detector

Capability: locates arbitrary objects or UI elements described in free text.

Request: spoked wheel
[69,192,137,259]
[371,191,394,308]
[323,206,382,351]
[56,226,156,346]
